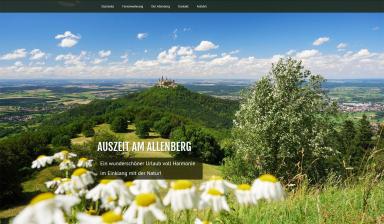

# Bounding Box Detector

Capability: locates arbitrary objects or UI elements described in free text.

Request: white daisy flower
[131,179,167,194]
[199,176,236,194]
[12,192,79,224]
[45,177,62,189]
[251,174,285,202]
[31,155,54,169]
[195,218,212,224]
[86,179,133,209]
[53,150,77,161]
[59,159,76,170]
[78,210,129,224]
[71,168,95,190]
[55,178,75,195]
[199,188,230,213]
[235,184,257,205]
[77,157,93,168]
[124,193,167,224]
[124,181,138,196]
[163,180,197,212]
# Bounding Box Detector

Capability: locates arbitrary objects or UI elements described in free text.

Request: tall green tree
[111,116,128,133]
[228,58,337,182]
[135,120,151,138]
[357,114,373,150]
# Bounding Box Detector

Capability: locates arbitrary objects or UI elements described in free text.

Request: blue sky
[0,13,383,79]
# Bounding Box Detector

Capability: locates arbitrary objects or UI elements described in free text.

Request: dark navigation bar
[0,0,384,12]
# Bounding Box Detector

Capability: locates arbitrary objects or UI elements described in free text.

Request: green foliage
[81,122,95,137]
[51,135,71,148]
[0,131,51,203]
[357,114,373,150]
[135,120,151,138]
[227,58,337,183]
[170,125,224,164]
[153,116,182,138]
[110,116,128,133]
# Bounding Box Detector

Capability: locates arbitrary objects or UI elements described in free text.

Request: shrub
[111,116,128,133]
[170,125,224,164]
[135,120,151,138]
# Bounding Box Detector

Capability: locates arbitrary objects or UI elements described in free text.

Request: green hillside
[116,85,238,129]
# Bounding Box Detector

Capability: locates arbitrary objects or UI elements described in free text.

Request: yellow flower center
[202,221,211,224]
[209,175,223,181]
[207,188,223,196]
[237,184,251,191]
[62,178,70,182]
[100,179,113,184]
[79,157,88,162]
[135,193,156,207]
[61,150,69,155]
[62,159,70,163]
[125,181,134,187]
[101,211,123,223]
[37,155,46,159]
[259,174,278,183]
[172,180,193,190]
[30,192,55,205]
[72,168,88,176]
[107,196,117,203]
[86,209,97,215]
[53,177,61,181]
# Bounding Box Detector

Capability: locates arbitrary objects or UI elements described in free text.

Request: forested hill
[0,84,239,202]
[116,85,238,129]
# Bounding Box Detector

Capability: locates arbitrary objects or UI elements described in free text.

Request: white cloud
[195,41,219,51]
[14,61,23,67]
[137,33,148,40]
[1,46,384,79]
[55,51,87,66]
[0,49,27,60]
[200,54,217,59]
[337,43,347,49]
[177,46,194,56]
[121,53,129,63]
[55,31,81,48]
[354,49,371,58]
[296,49,320,59]
[98,50,111,58]
[29,49,46,60]
[172,29,178,40]
[286,49,296,55]
[313,37,330,46]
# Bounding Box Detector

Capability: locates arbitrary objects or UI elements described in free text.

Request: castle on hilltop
[156,76,177,88]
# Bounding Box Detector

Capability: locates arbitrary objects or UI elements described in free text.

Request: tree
[111,116,128,133]
[82,122,95,137]
[227,58,337,183]
[338,120,358,172]
[357,114,373,150]
[154,116,182,138]
[135,120,151,138]
[170,125,224,164]
[52,135,71,148]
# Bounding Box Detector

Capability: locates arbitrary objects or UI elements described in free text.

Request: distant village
[339,102,384,112]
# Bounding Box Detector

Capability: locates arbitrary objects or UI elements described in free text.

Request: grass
[160,179,384,224]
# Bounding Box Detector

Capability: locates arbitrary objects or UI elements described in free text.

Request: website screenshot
[0,0,383,223]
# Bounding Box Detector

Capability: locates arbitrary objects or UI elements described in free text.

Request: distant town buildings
[339,102,384,112]
[156,76,177,88]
